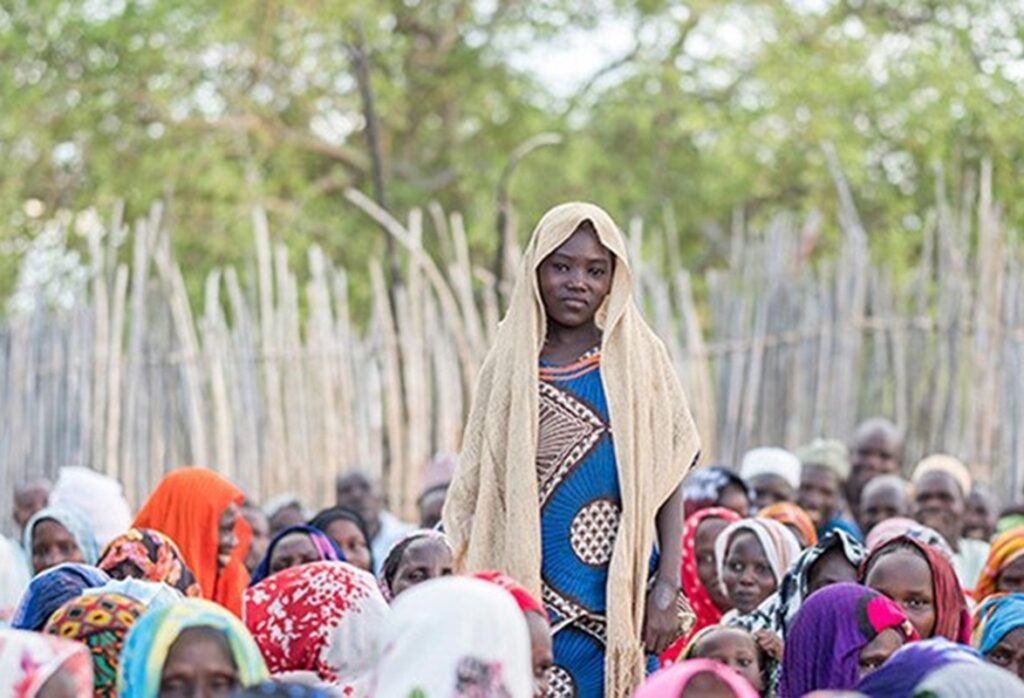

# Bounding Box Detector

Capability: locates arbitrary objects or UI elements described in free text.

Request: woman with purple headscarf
[248,524,344,586]
[778,582,919,697]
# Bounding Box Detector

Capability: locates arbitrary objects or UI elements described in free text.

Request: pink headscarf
[633,659,759,698]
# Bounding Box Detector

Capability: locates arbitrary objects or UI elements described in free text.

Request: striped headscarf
[0,628,93,697]
[44,591,145,697]
[24,506,100,572]
[972,592,1024,655]
[98,528,201,597]
[758,502,818,548]
[974,526,1024,603]
[10,563,110,631]
[117,598,268,697]
[715,518,802,597]
[733,529,866,639]
[248,524,345,587]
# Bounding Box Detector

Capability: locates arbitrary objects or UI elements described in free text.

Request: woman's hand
[643,578,686,655]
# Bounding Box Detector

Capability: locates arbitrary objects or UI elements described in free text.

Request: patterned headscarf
[660,507,742,666]
[854,638,981,698]
[715,518,802,598]
[860,535,971,643]
[758,502,818,547]
[117,598,268,697]
[24,506,100,571]
[11,563,110,631]
[974,526,1024,604]
[373,577,533,698]
[734,529,866,639]
[98,528,200,597]
[243,561,388,691]
[683,466,751,518]
[0,628,93,697]
[778,583,919,697]
[973,592,1024,655]
[912,660,1024,698]
[44,591,145,697]
[634,658,760,698]
[248,524,345,587]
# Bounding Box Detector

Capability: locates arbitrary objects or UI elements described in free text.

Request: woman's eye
[738,658,752,667]
[906,598,927,609]
[756,564,771,575]
[729,562,743,573]
[589,268,605,277]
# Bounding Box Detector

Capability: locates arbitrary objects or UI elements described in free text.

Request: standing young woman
[444,203,701,696]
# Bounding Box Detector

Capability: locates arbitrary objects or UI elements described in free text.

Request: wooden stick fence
[1,160,1022,532]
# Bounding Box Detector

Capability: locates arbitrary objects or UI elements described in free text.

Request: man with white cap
[740,447,801,512]
[912,453,990,589]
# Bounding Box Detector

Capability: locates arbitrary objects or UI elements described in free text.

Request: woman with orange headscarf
[132,467,251,615]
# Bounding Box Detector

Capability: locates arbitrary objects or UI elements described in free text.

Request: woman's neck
[541,322,601,364]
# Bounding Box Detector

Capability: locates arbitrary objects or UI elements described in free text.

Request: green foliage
[1,0,1022,307]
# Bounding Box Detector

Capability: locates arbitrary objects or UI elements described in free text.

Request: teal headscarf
[117,598,268,697]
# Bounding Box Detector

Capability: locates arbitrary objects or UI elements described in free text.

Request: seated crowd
[2,419,1024,697]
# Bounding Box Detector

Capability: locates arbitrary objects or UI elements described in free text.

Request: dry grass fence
[1,156,1022,529]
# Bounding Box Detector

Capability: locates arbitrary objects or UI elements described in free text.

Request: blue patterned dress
[537,349,624,697]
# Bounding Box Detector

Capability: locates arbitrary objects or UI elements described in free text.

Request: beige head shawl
[443,202,700,696]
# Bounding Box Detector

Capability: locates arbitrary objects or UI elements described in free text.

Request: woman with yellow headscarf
[443,202,701,696]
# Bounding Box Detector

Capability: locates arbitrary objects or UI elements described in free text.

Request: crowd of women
[3,436,1024,697]
[3,203,1024,697]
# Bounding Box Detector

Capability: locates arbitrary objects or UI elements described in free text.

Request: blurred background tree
[1,0,1022,308]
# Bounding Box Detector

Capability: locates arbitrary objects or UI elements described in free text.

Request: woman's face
[325,519,372,572]
[159,627,239,698]
[858,627,904,678]
[864,549,936,638]
[692,627,763,692]
[526,611,553,698]
[268,532,320,575]
[806,548,858,595]
[31,519,84,573]
[985,626,1024,680]
[536,226,613,331]
[694,518,732,611]
[997,557,1024,594]
[721,531,777,615]
[217,504,239,571]
[391,538,453,598]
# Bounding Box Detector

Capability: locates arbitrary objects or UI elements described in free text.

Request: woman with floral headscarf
[243,561,388,694]
[98,528,200,597]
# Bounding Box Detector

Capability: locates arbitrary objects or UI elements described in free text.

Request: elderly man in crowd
[912,454,990,589]
[847,417,903,515]
[857,474,911,535]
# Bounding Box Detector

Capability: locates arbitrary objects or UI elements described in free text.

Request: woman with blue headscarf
[10,562,109,630]
[248,524,344,586]
[974,593,1024,680]
[24,505,99,574]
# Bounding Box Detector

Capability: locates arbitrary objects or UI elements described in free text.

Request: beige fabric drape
[443,201,700,696]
